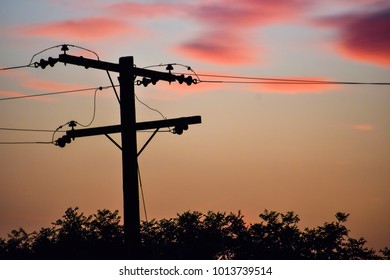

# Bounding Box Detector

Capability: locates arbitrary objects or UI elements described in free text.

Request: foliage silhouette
[0,207,387,260]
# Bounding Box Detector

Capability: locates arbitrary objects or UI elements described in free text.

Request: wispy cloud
[352,123,375,132]
[177,0,309,64]
[176,30,257,64]
[23,78,91,94]
[108,1,182,17]
[17,17,134,41]
[315,4,390,66]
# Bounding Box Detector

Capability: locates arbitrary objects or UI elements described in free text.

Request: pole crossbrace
[104,134,122,150]
[137,128,159,157]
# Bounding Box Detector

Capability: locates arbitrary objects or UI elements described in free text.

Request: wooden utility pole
[119,57,141,258]
[40,46,201,258]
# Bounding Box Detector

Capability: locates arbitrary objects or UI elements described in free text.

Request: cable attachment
[55,121,76,148]
[136,77,158,87]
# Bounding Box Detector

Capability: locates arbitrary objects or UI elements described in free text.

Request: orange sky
[0,0,389,252]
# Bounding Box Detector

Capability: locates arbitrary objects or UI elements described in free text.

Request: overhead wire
[0,141,53,145]
[137,164,148,222]
[0,127,65,133]
[74,87,101,128]
[193,73,390,86]
[0,85,117,101]
[0,64,34,71]
[135,93,167,120]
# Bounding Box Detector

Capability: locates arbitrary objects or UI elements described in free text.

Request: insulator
[142,77,151,87]
[56,137,66,148]
[48,57,58,67]
[64,136,71,144]
[184,76,193,86]
[174,123,188,135]
[61,44,69,54]
[39,59,48,69]
[68,121,77,128]
[56,135,72,148]
[176,74,185,84]
[174,126,184,135]
[166,64,174,71]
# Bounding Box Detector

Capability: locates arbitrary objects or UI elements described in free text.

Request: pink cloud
[176,30,258,65]
[352,124,375,132]
[108,1,182,17]
[19,17,133,41]
[107,0,310,65]
[23,79,89,93]
[176,0,309,64]
[316,6,390,66]
[193,0,308,27]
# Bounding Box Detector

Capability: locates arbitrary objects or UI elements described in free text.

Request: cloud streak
[18,17,133,41]
[353,124,375,132]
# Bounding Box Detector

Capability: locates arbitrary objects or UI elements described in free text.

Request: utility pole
[119,57,141,258]
[38,45,201,258]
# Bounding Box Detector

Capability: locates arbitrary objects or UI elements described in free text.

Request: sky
[0,0,389,252]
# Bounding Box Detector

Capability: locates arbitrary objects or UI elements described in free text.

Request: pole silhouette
[119,56,141,258]
[38,45,201,258]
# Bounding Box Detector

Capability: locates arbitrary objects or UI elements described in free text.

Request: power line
[0,141,53,145]
[135,93,167,120]
[0,127,65,133]
[0,64,34,71]
[74,87,101,128]
[0,85,117,101]
[195,73,390,85]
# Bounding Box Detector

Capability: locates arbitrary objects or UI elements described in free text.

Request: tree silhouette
[0,207,387,260]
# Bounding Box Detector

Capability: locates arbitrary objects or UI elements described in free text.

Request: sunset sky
[0,0,389,251]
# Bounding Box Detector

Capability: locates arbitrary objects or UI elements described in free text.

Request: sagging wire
[51,85,103,146]
[0,45,66,71]
[74,87,101,128]
[137,163,148,223]
[135,94,167,120]
[29,44,100,67]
